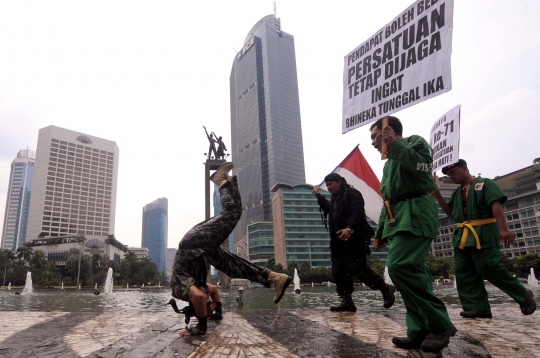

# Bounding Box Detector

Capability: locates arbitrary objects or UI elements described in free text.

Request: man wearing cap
[433,159,536,318]
[369,116,455,353]
[171,162,292,336]
[313,173,396,312]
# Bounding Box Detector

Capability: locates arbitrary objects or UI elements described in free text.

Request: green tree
[285,260,298,276]
[30,250,47,270]
[37,261,61,286]
[368,256,386,276]
[513,253,540,277]
[65,249,91,285]
[16,246,33,265]
[265,257,276,271]
[425,256,453,278]
[274,263,284,273]
[91,253,103,273]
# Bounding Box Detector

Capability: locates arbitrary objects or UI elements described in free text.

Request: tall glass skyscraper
[230,15,306,243]
[1,149,35,251]
[141,197,168,273]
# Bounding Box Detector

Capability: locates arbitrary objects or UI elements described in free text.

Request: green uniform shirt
[376,135,439,240]
[448,177,506,248]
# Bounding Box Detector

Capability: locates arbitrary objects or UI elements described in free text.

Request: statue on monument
[203,126,228,160]
[203,126,218,160]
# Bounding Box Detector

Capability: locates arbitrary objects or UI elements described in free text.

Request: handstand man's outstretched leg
[170,162,291,336]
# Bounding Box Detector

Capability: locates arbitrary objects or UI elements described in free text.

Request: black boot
[381,284,396,309]
[520,289,536,315]
[330,294,356,312]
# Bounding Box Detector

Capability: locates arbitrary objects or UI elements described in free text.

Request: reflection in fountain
[528,268,539,287]
[104,268,113,294]
[21,272,33,295]
[384,266,393,286]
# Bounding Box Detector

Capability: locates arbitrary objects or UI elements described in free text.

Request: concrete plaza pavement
[0,304,538,358]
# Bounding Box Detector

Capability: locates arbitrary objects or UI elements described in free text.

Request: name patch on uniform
[475,183,484,190]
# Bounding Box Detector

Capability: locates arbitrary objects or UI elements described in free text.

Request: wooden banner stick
[381,116,389,160]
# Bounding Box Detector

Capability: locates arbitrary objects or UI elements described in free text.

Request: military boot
[330,294,357,312]
[381,284,396,309]
[210,162,234,188]
[520,289,536,315]
[267,271,292,304]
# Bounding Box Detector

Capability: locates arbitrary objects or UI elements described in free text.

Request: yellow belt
[457,218,497,249]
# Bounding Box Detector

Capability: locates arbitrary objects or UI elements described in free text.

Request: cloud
[459,88,540,178]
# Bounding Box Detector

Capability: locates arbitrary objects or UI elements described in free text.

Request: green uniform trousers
[454,247,528,311]
[387,232,453,340]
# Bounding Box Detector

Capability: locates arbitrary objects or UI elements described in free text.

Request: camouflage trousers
[171,176,270,302]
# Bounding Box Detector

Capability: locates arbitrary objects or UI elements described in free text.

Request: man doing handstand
[170,162,292,336]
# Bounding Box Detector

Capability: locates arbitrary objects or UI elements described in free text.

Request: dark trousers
[171,177,270,301]
[331,241,385,296]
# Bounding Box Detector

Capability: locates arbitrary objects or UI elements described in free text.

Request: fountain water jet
[95,283,98,290]
[21,272,33,295]
[61,282,64,290]
[528,268,539,287]
[104,268,113,294]
[7,282,11,290]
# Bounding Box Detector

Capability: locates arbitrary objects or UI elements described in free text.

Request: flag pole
[381,116,389,160]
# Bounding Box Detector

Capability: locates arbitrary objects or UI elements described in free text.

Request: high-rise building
[26,126,119,241]
[142,197,168,273]
[1,149,36,251]
[230,14,306,244]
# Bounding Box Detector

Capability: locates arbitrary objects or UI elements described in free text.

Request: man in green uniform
[370,116,455,353]
[432,159,536,318]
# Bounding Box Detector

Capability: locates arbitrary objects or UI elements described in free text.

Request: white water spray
[104,268,113,294]
[21,272,33,295]
[528,268,539,287]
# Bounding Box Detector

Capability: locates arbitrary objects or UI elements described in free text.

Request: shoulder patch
[406,142,412,146]
[475,182,484,190]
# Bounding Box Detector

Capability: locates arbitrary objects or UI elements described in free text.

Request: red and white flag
[319,145,383,224]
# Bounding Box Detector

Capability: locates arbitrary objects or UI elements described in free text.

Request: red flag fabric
[319,146,383,224]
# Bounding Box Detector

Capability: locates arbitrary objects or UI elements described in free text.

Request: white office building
[26,126,119,251]
[1,149,36,251]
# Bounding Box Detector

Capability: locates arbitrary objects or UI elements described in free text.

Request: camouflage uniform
[171,176,270,301]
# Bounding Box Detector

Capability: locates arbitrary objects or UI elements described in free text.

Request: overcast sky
[1,0,539,250]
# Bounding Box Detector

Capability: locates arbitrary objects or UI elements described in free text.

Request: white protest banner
[342,0,454,133]
[430,104,460,172]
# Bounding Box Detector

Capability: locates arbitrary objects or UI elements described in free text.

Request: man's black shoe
[520,289,536,315]
[381,284,396,309]
[391,336,422,349]
[420,325,457,352]
[330,294,357,312]
[460,310,492,319]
